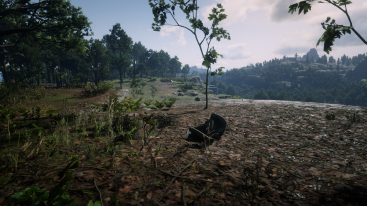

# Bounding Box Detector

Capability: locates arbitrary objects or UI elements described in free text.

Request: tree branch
[0,27,33,37]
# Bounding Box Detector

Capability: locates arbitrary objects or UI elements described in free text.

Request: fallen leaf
[147,191,153,199]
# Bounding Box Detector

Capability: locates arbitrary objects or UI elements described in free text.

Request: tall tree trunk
[205,68,209,110]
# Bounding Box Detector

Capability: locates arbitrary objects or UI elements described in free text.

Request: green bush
[80,81,113,97]
[160,78,171,82]
[164,97,177,108]
[175,77,185,82]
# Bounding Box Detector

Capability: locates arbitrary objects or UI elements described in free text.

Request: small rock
[195,97,200,101]
[172,92,177,95]
[191,91,198,96]
[72,171,84,177]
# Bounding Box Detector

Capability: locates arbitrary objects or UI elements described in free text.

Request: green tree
[254,89,269,100]
[168,55,182,77]
[86,38,110,86]
[102,23,133,88]
[288,0,367,54]
[138,49,153,78]
[209,79,218,86]
[329,55,335,64]
[146,50,161,76]
[0,0,92,86]
[306,54,309,65]
[149,0,231,109]
[157,49,170,76]
[217,81,226,92]
[181,64,190,78]
[131,41,147,79]
[0,0,93,51]
[226,84,237,96]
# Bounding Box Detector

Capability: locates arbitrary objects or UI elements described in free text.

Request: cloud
[273,45,311,56]
[159,22,187,46]
[221,43,252,60]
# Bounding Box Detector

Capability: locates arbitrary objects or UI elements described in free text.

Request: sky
[58,0,367,72]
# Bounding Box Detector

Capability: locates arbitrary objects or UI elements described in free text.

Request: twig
[153,200,164,206]
[187,184,213,205]
[68,173,126,192]
[218,169,245,185]
[148,165,237,187]
[94,177,104,206]
[157,151,200,203]
[182,179,187,206]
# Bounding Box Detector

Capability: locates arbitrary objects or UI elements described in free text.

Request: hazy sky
[71,0,367,72]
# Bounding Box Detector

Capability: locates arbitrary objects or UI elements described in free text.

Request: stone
[195,97,200,101]
[185,76,206,88]
[191,91,199,96]
[178,92,184,96]
[172,92,177,95]
[302,48,320,60]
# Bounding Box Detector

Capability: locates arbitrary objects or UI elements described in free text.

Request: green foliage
[160,78,172,82]
[93,118,102,137]
[113,115,139,142]
[0,82,21,107]
[175,77,185,82]
[164,97,177,108]
[102,95,144,114]
[144,99,153,106]
[232,95,242,99]
[154,98,166,109]
[11,155,81,206]
[304,95,316,102]
[87,200,102,206]
[46,107,63,119]
[130,78,146,95]
[80,81,113,97]
[150,85,159,99]
[210,79,218,86]
[226,84,237,96]
[344,110,361,123]
[148,78,157,82]
[253,90,269,100]
[325,111,336,120]
[0,105,16,124]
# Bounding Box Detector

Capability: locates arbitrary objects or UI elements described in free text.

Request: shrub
[154,98,166,109]
[164,97,177,108]
[80,81,113,97]
[175,77,185,82]
[160,78,171,82]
